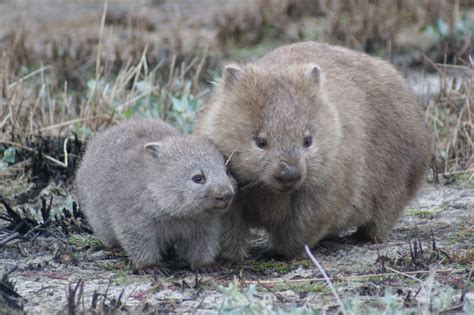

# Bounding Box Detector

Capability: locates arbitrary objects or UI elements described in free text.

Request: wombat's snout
[209,185,234,210]
[273,161,302,189]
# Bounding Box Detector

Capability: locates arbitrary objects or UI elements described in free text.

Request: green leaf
[2,147,16,164]
[436,19,450,37]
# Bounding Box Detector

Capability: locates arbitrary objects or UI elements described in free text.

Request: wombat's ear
[223,64,243,87]
[144,142,161,159]
[305,64,321,83]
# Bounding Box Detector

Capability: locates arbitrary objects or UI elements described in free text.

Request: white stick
[304,245,348,315]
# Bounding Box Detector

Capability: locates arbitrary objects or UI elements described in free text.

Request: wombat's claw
[351,229,382,244]
[134,265,169,277]
[191,262,218,273]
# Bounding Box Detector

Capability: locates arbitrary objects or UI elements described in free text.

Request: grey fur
[75,119,235,270]
[196,42,433,261]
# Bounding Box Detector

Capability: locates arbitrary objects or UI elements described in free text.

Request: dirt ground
[0,0,473,313]
[0,184,472,313]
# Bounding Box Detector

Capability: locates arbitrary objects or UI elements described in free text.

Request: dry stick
[257,280,288,304]
[0,112,11,130]
[385,266,424,286]
[225,149,237,167]
[95,0,108,81]
[1,138,69,168]
[0,232,20,246]
[243,268,466,285]
[8,65,51,89]
[304,245,348,315]
[192,45,209,93]
[39,116,108,132]
[460,266,473,302]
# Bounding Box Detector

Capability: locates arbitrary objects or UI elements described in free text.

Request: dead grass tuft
[426,63,473,179]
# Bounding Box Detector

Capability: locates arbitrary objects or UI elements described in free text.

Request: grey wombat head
[143,135,236,217]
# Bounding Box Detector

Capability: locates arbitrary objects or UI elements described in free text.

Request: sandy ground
[1,184,472,313]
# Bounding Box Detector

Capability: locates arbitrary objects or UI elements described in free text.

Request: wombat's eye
[255,137,268,149]
[303,135,313,148]
[192,174,206,184]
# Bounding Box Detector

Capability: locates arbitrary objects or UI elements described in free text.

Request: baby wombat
[75,119,235,271]
[197,41,432,261]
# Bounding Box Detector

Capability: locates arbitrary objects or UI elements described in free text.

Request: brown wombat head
[143,135,236,216]
[207,63,340,193]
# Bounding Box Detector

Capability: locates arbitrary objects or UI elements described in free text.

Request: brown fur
[75,118,235,270]
[196,41,432,261]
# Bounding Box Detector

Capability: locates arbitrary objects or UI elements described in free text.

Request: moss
[68,234,105,251]
[112,269,135,285]
[405,203,449,218]
[447,222,474,243]
[250,258,312,274]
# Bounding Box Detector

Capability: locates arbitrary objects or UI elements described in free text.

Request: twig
[385,266,424,285]
[225,149,237,166]
[242,268,466,285]
[8,65,51,89]
[0,138,69,168]
[256,280,288,304]
[39,116,107,132]
[305,245,347,315]
[0,232,20,246]
[460,265,473,302]
[95,0,108,81]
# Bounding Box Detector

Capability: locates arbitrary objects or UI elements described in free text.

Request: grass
[68,234,104,251]
[0,0,473,313]
[250,259,313,274]
[405,203,449,218]
[217,281,473,314]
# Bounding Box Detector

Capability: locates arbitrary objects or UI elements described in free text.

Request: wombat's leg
[354,220,391,243]
[354,204,402,243]
[115,224,164,270]
[270,223,327,259]
[175,218,221,270]
[218,205,249,263]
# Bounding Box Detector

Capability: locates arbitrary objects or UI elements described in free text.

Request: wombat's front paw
[352,225,385,243]
[218,247,246,264]
[133,265,169,276]
[191,262,219,273]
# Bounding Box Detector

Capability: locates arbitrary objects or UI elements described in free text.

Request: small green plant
[217,283,315,314]
[0,146,16,170]
[68,234,104,251]
[168,94,201,134]
[424,16,474,41]
[251,259,312,274]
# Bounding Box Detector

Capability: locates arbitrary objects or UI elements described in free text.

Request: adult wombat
[197,41,432,261]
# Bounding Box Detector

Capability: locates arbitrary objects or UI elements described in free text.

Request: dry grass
[213,0,473,64]
[426,62,473,178]
[0,0,472,190]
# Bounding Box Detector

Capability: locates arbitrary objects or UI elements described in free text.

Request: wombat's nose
[274,161,302,187]
[215,189,233,203]
[210,186,234,209]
